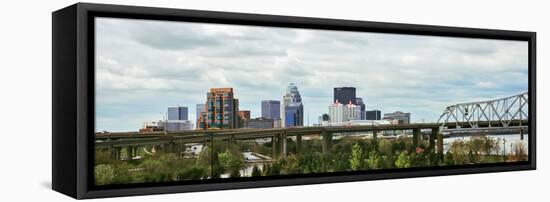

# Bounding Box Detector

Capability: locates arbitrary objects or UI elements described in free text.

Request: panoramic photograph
[93,17,529,186]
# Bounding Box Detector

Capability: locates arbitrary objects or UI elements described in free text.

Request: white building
[329,101,347,124]
[345,102,362,121]
[328,101,362,124]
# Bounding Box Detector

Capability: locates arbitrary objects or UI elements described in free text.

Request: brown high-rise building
[238,110,251,120]
[237,110,251,128]
[197,88,240,129]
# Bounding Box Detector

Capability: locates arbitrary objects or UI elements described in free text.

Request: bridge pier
[413,128,421,148]
[296,134,302,154]
[126,146,133,160]
[271,136,277,159]
[373,130,378,142]
[437,128,443,155]
[429,128,437,152]
[322,131,332,154]
[272,134,286,159]
[110,147,121,160]
[281,133,287,158]
[520,129,524,140]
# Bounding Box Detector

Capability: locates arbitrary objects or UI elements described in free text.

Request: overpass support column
[429,127,437,152]
[520,128,524,140]
[413,128,421,148]
[271,137,276,158]
[281,132,287,158]
[272,135,281,159]
[373,130,378,142]
[111,147,121,160]
[296,135,302,154]
[127,146,133,161]
[322,131,332,154]
[437,128,444,156]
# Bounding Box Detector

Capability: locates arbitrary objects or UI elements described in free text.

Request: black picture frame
[52,2,536,199]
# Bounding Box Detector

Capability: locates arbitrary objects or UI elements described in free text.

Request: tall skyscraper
[261,100,281,119]
[196,104,206,121]
[168,106,188,120]
[356,97,366,120]
[197,88,239,129]
[334,87,356,105]
[281,83,304,127]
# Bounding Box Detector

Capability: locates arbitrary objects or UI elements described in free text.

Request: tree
[378,139,393,155]
[468,150,476,164]
[395,152,411,168]
[282,154,301,174]
[450,140,468,165]
[494,138,502,157]
[365,151,381,169]
[251,165,262,177]
[95,164,115,185]
[176,165,208,180]
[444,151,455,165]
[512,142,527,161]
[349,143,363,171]
[483,136,496,155]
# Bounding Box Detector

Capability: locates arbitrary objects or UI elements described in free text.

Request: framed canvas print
[52,3,536,199]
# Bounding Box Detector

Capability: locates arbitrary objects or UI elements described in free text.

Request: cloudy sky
[95,17,528,132]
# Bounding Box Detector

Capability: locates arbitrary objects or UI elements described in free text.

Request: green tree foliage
[93,132,519,185]
[378,139,393,155]
[280,154,301,174]
[176,165,208,180]
[449,140,468,165]
[349,143,363,171]
[365,151,381,169]
[95,164,115,185]
[251,165,262,177]
[395,152,411,168]
[444,151,455,165]
[511,142,527,161]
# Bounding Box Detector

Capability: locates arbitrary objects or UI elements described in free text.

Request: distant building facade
[329,101,362,124]
[366,110,382,120]
[159,120,193,132]
[139,121,164,133]
[383,111,411,124]
[355,97,366,120]
[168,106,188,120]
[244,118,274,129]
[261,100,281,119]
[197,88,240,129]
[329,101,347,124]
[238,110,251,120]
[334,87,356,105]
[281,83,304,127]
[238,110,251,128]
[345,102,362,121]
[196,104,206,121]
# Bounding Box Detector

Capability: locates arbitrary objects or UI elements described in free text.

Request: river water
[443,134,529,155]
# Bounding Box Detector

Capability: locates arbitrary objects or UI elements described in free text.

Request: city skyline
[95,17,528,132]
